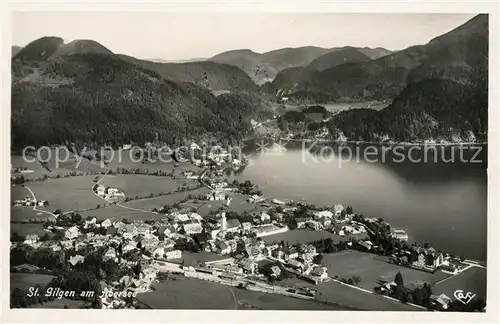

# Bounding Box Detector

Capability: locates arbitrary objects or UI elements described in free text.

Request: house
[379,281,398,294]
[108,188,124,199]
[314,210,333,219]
[169,212,190,223]
[284,248,299,262]
[272,249,284,260]
[189,212,203,222]
[101,219,112,228]
[65,226,80,239]
[23,234,39,246]
[137,224,152,236]
[288,259,305,271]
[84,217,97,229]
[358,240,373,251]
[164,249,182,260]
[240,222,253,233]
[183,222,203,235]
[239,258,258,275]
[225,219,241,232]
[37,200,48,207]
[97,186,106,197]
[68,255,85,266]
[105,226,118,236]
[120,224,138,239]
[248,195,264,203]
[215,240,231,255]
[141,237,160,251]
[104,247,117,260]
[413,247,444,269]
[122,241,137,253]
[260,212,271,223]
[391,229,409,241]
[271,198,286,206]
[157,225,175,237]
[270,265,282,277]
[310,266,328,283]
[430,294,453,310]
[333,204,344,216]
[296,218,308,229]
[206,190,227,201]
[307,220,322,231]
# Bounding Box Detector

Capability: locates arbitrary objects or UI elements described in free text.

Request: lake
[234,140,487,261]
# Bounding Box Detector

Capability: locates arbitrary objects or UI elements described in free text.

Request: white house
[272,199,286,206]
[164,249,182,260]
[310,266,329,283]
[69,255,85,266]
[189,213,203,222]
[314,210,334,219]
[101,219,112,228]
[84,217,97,229]
[183,223,203,235]
[104,247,117,260]
[65,226,80,239]
[260,212,271,223]
[97,186,106,197]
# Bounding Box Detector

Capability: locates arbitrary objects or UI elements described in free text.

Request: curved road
[23,186,57,218]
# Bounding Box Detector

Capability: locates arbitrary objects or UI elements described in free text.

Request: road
[327,276,427,310]
[23,186,57,218]
[91,169,156,215]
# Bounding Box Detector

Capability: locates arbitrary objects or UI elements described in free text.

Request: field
[231,288,349,310]
[99,174,189,197]
[29,298,86,309]
[315,281,422,311]
[10,223,47,238]
[11,273,55,291]
[322,250,450,291]
[124,187,209,210]
[261,229,361,245]
[136,278,237,309]
[433,266,487,301]
[17,176,103,212]
[80,205,159,222]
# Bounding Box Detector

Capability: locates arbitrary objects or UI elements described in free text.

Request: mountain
[272,14,488,101]
[210,49,279,85]
[328,77,487,143]
[12,46,22,57]
[11,39,271,148]
[148,57,207,63]
[13,37,114,62]
[119,54,258,93]
[358,47,393,60]
[210,47,332,85]
[306,47,371,71]
[211,46,391,85]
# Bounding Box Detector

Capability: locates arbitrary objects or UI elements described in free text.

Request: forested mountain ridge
[328,76,487,143]
[11,48,270,148]
[272,14,488,101]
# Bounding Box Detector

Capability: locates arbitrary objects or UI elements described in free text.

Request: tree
[394,271,404,286]
[313,254,324,265]
[11,232,24,242]
[352,275,361,286]
[460,255,466,262]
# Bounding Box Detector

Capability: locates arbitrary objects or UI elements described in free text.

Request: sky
[12,12,477,60]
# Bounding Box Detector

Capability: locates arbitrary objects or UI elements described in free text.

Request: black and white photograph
[3,2,498,321]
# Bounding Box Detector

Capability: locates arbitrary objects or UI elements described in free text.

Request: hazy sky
[12,12,476,60]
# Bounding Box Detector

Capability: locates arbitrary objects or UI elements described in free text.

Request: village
[10,145,486,311]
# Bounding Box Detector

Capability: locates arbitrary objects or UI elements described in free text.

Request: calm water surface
[235,141,487,261]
